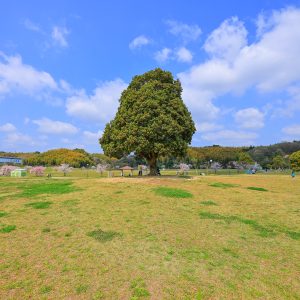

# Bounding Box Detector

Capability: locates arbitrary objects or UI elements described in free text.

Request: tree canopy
[100,68,196,175]
[290,150,300,171]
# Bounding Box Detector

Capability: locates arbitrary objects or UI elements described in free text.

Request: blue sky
[1,0,300,153]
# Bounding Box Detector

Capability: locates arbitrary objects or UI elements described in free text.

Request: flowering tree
[211,162,222,173]
[30,166,45,176]
[0,165,17,176]
[96,163,109,175]
[179,163,190,175]
[58,164,73,176]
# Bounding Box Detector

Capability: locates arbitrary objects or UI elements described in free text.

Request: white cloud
[0,123,16,132]
[33,118,78,135]
[178,7,300,121]
[129,35,150,49]
[154,48,172,63]
[66,79,127,122]
[176,47,193,63]
[23,19,42,33]
[51,26,69,47]
[272,85,300,118]
[234,108,264,129]
[3,132,45,150]
[201,129,257,145]
[196,122,223,133]
[282,124,300,137]
[0,52,57,97]
[83,130,103,144]
[204,17,247,62]
[166,20,202,42]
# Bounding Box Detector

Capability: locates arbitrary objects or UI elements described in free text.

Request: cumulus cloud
[0,123,16,132]
[234,108,264,129]
[154,48,172,63]
[201,130,257,145]
[176,47,193,63]
[178,7,300,121]
[83,130,103,144]
[3,132,46,150]
[66,79,127,122]
[33,118,78,135]
[204,17,247,62]
[51,26,70,47]
[0,52,57,97]
[166,20,202,42]
[282,124,300,137]
[196,122,223,133]
[129,35,151,49]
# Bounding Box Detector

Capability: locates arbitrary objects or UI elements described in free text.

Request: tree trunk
[147,157,157,176]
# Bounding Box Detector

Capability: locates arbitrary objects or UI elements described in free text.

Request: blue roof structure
[0,157,23,164]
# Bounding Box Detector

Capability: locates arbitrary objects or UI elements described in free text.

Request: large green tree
[290,150,300,171]
[100,68,196,175]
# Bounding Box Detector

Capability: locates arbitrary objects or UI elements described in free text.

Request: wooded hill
[1,141,300,168]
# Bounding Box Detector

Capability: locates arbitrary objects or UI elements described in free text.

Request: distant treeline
[1,140,300,169]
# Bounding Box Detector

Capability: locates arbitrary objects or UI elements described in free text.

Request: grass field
[0,174,299,299]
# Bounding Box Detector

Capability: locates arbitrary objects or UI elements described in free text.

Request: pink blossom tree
[0,165,17,176]
[30,166,45,176]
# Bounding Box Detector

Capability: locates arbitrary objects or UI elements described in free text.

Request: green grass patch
[61,199,79,206]
[154,186,193,198]
[209,182,239,188]
[285,230,300,240]
[25,201,53,209]
[17,180,78,197]
[247,186,268,192]
[223,247,239,258]
[199,211,276,237]
[0,224,16,233]
[87,229,121,242]
[42,227,51,233]
[200,200,218,206]
[130,278,150,298]
[0,211,8,217]
[40,285,52,294]
[76,284,89,294]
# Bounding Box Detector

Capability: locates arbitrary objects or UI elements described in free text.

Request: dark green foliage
[25,201,53,209]
[154,186,193,198]
[200,200,218,206]
[209,182,239,188]
[247,187,268,192]
[18,181,76,197]
[0,211,8,217]
[100,68,195,175]
[87,229,121,242]
[0,225,16,233]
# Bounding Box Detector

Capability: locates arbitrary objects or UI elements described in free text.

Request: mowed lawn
[0,175,299,299]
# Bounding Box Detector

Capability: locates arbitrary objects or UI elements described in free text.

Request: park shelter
[11,169,27,177]
[120,166,134,176]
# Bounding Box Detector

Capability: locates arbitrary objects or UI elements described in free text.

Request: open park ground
[0,174,299,299]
